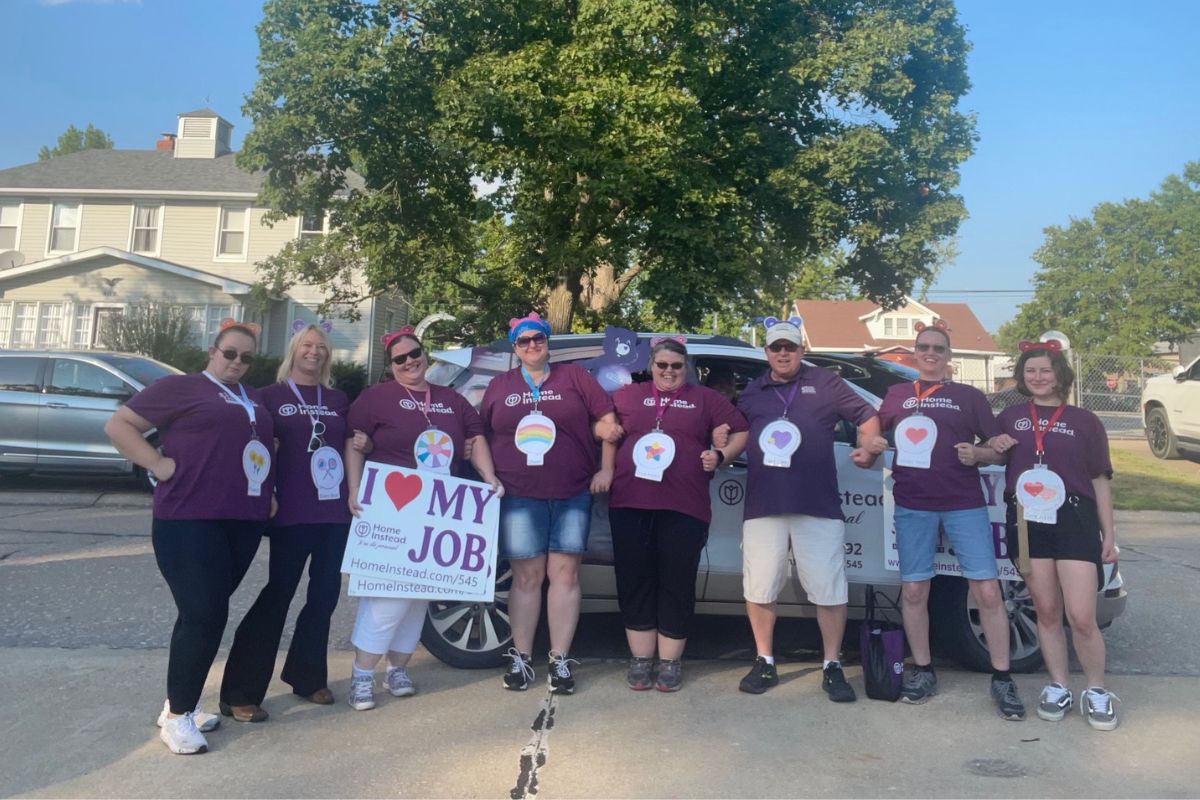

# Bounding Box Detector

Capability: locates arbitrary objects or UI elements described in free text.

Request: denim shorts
[893,505,998,582]
[499,491,593,560]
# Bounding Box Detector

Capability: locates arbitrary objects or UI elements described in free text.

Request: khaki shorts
[742,515,848,606]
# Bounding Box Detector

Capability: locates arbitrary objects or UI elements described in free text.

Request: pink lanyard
[651,384,685,431]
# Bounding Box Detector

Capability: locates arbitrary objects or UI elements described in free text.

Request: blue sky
[3,0,1197,332]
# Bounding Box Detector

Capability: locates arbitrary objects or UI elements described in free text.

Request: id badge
[895,415,938,469]
[759,419,801,468]
[632,431,676,482]
[1015,465,1066,524]
[243,439,271,497]
[414,428,454,474]
[310,445,344,501]
[514,412,556,466]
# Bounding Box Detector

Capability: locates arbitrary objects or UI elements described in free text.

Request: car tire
[1145,406,1180,460]
[420,559,514,668]
[930,576,1043,674]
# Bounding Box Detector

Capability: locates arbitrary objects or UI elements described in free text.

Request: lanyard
[651,383,685,431]
[1029,402,1068,460]
[403,384,434,429]
[203,371,258,439]
[521,365,551,411]
[286,379,323,425]
[771,379,800,419]
[911,380,944,413]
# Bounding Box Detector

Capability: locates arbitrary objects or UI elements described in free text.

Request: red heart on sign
[384,472,423,511]
[905,428,928,444]
[1023,481,1044,497]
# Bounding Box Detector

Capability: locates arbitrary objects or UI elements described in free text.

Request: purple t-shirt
[127,372,275,521]
[481,364,613,499]
[739,367,877,521]
[261,381,351,527]
[347,381,483,475]
[610,382,748,523]
[878,380,999,511]
[997,403,1113,502]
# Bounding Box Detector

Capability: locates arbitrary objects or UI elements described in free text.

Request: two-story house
[794,297,1004,391]
[0,109,406,366]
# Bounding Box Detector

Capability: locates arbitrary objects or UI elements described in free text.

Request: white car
[1142,355,1200,462]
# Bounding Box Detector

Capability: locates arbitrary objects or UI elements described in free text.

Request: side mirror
[1173,366,1186,381]
[100,385,134,400]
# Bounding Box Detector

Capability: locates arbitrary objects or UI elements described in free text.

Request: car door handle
[45,402,69,409]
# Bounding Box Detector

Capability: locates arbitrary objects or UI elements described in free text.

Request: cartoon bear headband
[218,318,261,338]
[763,315,804,346]
[913,319,950,334]
[381,325,418,351]
[650,335,688,349]
[292,319,334,336]
[1018,339,1063,353]
[508,312,552,344]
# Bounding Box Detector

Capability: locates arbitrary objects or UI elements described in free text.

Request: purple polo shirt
[126,372,275,521]
[261,381,351,527]
[739,366,876,521]
[609,382,748,523]
[997,403,1113,502]
[481,363,613,499]
[347,381,483,475]
[878,380,1000,511]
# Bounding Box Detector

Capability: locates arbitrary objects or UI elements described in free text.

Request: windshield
[870,358,920,380]
[91,354,181,386]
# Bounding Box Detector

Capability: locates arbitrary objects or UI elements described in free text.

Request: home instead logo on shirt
[641,397,697,409]
[901,396,962,412]
[504,390,565,407]
[1013,418,1077,437]
[277,403,340,417]
[397,399,458,415]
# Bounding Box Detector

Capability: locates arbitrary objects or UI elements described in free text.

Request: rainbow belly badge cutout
[632,431,676,482]
[514,412,557,466]
[414,428,454,474]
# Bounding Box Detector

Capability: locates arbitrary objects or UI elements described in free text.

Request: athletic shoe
[990,677,1027,721]
[655,659,683,692]
[1082,687,1120,731]
[901,666,938,704]
[1036,682,1073,722]
[738,657,779,694]
[548,651,579,695]
[503,648,535,691]
[626,656,655,691]
[822,662,858,703]
[218,701,269,723]
[157,700,219,733]
[348,673,376,711]
[386,667,416,697]
[159,711,208,755]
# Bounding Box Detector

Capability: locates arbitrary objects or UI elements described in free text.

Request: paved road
[1,479,1198,797]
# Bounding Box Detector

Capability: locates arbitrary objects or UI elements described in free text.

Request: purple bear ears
[292,319,334,335]
[763,315,803,330]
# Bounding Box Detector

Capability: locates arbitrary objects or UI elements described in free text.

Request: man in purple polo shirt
[734,316,887,701]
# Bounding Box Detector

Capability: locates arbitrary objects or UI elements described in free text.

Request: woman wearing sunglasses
[594,336,749,691]
[481,312,621,695]
[218,322,367,721]
[875,320,1027,721]
[105,320,274,754]
[342,326,503,711]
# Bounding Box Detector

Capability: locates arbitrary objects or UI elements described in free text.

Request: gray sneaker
[386,666,415,697]
[990,677,1027,721]
[901,667,938,704]
[1036,682,1073,722]
[349,673,376,711]
[1082,687,1120,731]
[655,659,683,692]
[626,656,655,691]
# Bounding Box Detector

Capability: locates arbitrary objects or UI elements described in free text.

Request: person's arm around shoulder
[105,407,175,482]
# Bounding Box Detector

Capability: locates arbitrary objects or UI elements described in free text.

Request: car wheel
[930,576,1043,674]
[420,560,514,668]
[1145,406,1180,459]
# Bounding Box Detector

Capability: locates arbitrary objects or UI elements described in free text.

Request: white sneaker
[157,700,220,733]
[349,673,376,711]
[159,712,209,755]
[1036,683,1073,722]
[1082,687,1120,731]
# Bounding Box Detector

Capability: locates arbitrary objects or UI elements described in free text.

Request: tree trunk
[547,270,581,333]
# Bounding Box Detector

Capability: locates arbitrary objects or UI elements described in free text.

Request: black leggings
[152,518,264,715]
[608,507,709,640]
[221,523,349,705]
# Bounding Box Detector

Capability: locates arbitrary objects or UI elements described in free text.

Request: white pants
[351,597,429,655]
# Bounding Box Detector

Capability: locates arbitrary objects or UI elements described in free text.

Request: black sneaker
[822,662,857,703]
[502,648,533,691]
[991,677,1027,721]
[900,666,938,704]
[738,657,779,694]
[548,651,578,695]
[626,656,655,691]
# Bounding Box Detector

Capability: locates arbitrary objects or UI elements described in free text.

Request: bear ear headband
[292,320,334,335]
[913,318,950,333]
[380,325,417,350]
[649,335,688,347]
[218,318,262,338]
[762,315,803,330]
[508,311,553,343]
[1019,339,1062,353]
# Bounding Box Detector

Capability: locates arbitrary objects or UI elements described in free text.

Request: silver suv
[0,350,180,487]
[420,334,1128,673]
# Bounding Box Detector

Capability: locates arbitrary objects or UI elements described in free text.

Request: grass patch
[1110,447,1200,512]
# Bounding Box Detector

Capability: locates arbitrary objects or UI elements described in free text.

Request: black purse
[859,586,905,702]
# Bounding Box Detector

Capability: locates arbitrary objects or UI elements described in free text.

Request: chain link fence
[1072,353,1177,438]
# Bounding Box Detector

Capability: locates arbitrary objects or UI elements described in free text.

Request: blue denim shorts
[499,491,593,560]
[893,505,998,582]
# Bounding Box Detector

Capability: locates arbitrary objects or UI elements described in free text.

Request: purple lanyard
[287,379,322,426]
[771,380,800,419]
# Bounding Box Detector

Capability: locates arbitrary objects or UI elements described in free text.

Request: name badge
[514,412,556,466]
[759,419,801,468]
[632,431,676,482]
[310,445,344,501]
[1015,465,1066,524]
[414,428,454,474]
[243,439,271,497]
[895,416,938,469]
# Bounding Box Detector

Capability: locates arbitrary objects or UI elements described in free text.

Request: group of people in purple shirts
[103,311,1121,756]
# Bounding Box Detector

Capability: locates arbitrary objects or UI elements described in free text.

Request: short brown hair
[1014,347,1074,402]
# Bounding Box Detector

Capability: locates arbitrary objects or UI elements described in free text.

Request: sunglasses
[219,348,256,365]
[914,343,949,354]
[654,361,686,371]
[766,341,800,353]
[391,347,423,365]
[515,333,548,348]
[307,420,327,453]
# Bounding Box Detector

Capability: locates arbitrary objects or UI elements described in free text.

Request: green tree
[38,124,115,160]
[98,302,195,365]
[242,0,975,336]
[1002,162,1200,355]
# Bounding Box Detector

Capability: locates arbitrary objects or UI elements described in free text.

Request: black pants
[608,507,709,640]
[221,523,349,705]
[152,518,265,715]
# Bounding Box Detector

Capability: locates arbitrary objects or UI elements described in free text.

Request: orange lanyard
[911,380,944,413]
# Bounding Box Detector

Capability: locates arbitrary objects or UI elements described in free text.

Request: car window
[0,357,44,392]
[47,359,128,397]
[90,353,180,386]
[1188,359,1200,381]
[803,355,871,383]
[693,357,768,403]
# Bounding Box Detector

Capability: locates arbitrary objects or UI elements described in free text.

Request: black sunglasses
[307,420,327,453]
[391,347,423,365]
[914,343,948,354]
[766,341,800,353]
[515,333,547,348]
[219,348,255,365]
[654,360,686,371]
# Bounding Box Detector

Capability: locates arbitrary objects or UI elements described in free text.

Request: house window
[299,209,326,242]
[0,201,19,251]
[897,317,910,336]
[216,206,248,258]
[37,303,66,348]
[883,317,894,336]
[72,305,93,348]
[185,304,234,346]
[49,202,80,253]
[0,303,11,347]
[13,303,37,347]
[130,204,161,254]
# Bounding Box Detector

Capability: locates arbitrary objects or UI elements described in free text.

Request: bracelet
[713,449,725,465]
